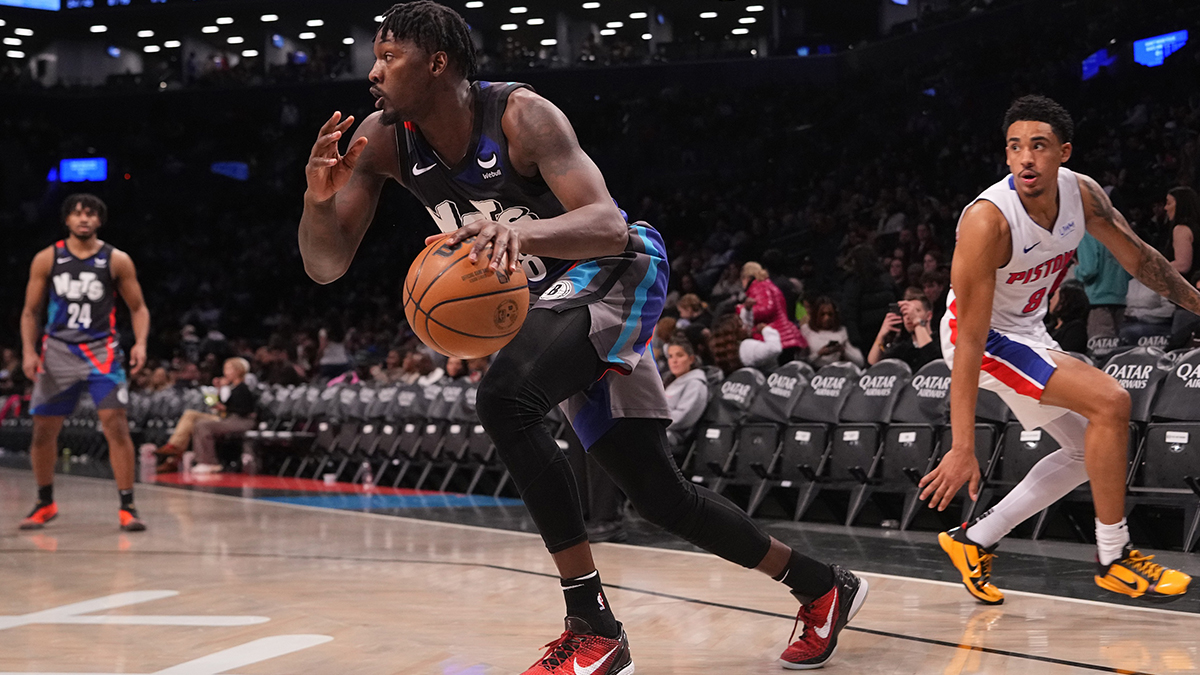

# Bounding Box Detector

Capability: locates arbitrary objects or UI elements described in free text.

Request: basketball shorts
[31,336,128,416]
[941,301,1069,430]
[534,223,671,446]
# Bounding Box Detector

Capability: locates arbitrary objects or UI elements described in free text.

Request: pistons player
[921,96,1193,603]
[18,194,149,532]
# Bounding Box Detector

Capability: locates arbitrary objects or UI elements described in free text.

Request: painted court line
[0,591,268,631]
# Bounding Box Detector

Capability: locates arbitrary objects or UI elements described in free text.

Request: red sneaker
[779,565,869,670]
[521,617,633,675]
[119,507,147,532]
[19,502,58,530]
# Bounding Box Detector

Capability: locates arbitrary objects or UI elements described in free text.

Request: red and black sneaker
[119,507,147,532]
[521,616,633,675]
[19,502,58,530]
[779,565,869,670]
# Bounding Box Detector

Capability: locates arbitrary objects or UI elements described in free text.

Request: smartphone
[887,302,901,316]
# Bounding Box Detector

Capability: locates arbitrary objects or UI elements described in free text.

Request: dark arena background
[2,1,1200,673]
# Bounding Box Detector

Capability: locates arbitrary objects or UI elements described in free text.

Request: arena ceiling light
[699,12,717,19]
[739,17,756,24]
[501,23,518,30]
[14,28,33,36]
[6,50,25,59]
[202,26,219,34]
[227,36,244,45]
[299,32,317,39]
[216,17,234,25]
[465,1,484,7]
[143,45,160,53]
[600,28,615,36]
[343,36,355,44]
[242,49,259,57]
[0,19,5,27]
[90,25,107,33]
[540,38,556,46]
[164,40,181,48]
[731,27,749,35]
[374,15,384,22]
[509,6,527,14]
[527,17,544,25]
[137,30,154,38]
[3,38,20,46]
[307,19,324,27]
[605,21,623,28]
[641,32,652,40]
[261,14,279,23]
[629,12,647,19]
[746,5,764,11]
[582,2,600,8]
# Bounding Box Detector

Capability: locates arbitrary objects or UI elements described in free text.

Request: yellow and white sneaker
[938,526,1004,605]
[1095,545,1191,602]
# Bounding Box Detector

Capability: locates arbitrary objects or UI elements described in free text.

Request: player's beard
[379,109,404,126]
[68,227,97,242]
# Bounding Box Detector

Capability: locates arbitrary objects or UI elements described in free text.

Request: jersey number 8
[1022,288,1047,314]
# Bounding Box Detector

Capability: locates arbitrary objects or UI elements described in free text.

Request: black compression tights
[476,307,772,568]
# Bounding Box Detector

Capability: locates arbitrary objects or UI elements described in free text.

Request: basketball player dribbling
[19,194,149,532]
[922,95,1192,604]
[298,3,866,672]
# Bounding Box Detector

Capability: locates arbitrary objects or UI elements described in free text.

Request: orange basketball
[403,235,529,359]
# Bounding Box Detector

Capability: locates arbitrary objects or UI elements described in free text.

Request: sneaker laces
[1122,550,1164,582]
[536,631,587,669]
[978,550,996,583]
[787,602,817,644]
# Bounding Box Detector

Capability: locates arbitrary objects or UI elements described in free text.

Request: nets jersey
[948,167,1086,338]
[45,240,118,344]
[397,81,573,294]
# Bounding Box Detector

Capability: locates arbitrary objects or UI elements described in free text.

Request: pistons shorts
[30,336,128,416]
[535,223,671,447]
[941,301,1069,430]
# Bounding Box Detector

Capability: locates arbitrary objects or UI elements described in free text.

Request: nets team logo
[540,279,574,301]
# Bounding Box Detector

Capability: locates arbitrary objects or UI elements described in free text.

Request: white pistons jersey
[950,167,1086,338]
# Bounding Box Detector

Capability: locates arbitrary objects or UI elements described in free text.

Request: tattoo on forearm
[1082,178,1200,314]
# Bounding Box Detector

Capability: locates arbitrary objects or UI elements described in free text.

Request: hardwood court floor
[1,468,1197,675]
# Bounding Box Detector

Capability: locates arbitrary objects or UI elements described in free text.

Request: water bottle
[181,451,195,477]
[61,448,71,473]
[361,461,374,490]
[138,444,157,483]
[241,450,257,475]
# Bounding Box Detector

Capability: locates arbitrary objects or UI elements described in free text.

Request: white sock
[1095,518,1130,566]
[965,413,1090,548]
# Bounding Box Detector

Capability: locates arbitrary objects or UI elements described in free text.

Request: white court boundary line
[7,469,1197,619]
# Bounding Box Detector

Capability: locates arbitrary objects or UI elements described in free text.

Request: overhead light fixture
[261,14,279,22]
[746,5,765,11]
[465,1,484,7]
[227,36,244,45]
[343,37,355,45]
[699,12,717,19]
[202,26,219,34]
[0,20,5,27]
[299,32,317,39]
[137,30,154,38]
[501,23,518,30]
[90,25,107,33]
[527,17,544,25]
[164,40,181,48]
[143,45,161,53]
[509,6,527,14]
[642,33,652,40]
[582,2,600,8]
[731,28,749,35]
[3,38,20,46]
[540,38,557,46]
[606,21,623,28]
[6,50,25,59]
[307,19,324,27]
[216,17,234,25]
[629,12,647,19]
[600,28,616,36]
[374,15,384,22]
[739,17,756,24]
[242,49,259,58]
[14,28,33,36]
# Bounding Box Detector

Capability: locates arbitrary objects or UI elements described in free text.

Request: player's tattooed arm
[1080,175,1200,315]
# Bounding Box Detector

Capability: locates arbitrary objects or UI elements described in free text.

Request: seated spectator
[1046,280,1090,354]
[887,257,907,297]
[317,323,353,379]
[841,246,896,354]
[800,296,865,368]
[370,348,405,384]
[740,261,807,362]
[157,358,255,473]
[676,294,712,329]
[709,315,747,376]
[651,316,677,375]
[444,357,468,381]
[1074,231,1129,344]
[1121,278,1175,345]
[663,338,709,447]
[868,292,940,370]
[466,357,489,384]
[398,350,445,387]
[921,269,950,341]
[708,262,745,307]
[191,357,258,474]
[739,322,783,370]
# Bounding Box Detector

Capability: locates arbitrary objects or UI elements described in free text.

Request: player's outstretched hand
[22,353,39,383]
[919,448,981,511]
[426,221,521,275]
[306,112,368,203]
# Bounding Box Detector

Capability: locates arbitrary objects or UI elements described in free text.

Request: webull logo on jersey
[811,376,846,397]
[1174,363,1200,389]
[720,380,753,404]
[1004,249,1076,285]
[911,374,951,399]
[52,271,105,301]
[858,375,898,397]
[766,373,798,398]
[1105,363,1154,390]
[428,198,549,283]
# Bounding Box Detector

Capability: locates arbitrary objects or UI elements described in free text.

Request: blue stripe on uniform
[605,226,666,365]
[985,329,1056,388]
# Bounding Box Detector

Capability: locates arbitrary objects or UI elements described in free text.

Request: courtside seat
[827,359,912,525]
[683,368,765,490]
[1132,348,1200,551]
[375,383,428,486]
[932,388,1011,522]
[734,361,811,515]
[781,361,860,520]
[412,380,469,489]
[877,359,951,529]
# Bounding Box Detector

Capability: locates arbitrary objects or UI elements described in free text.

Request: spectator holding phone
[800,296,864,368]
[867,291,940,370]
